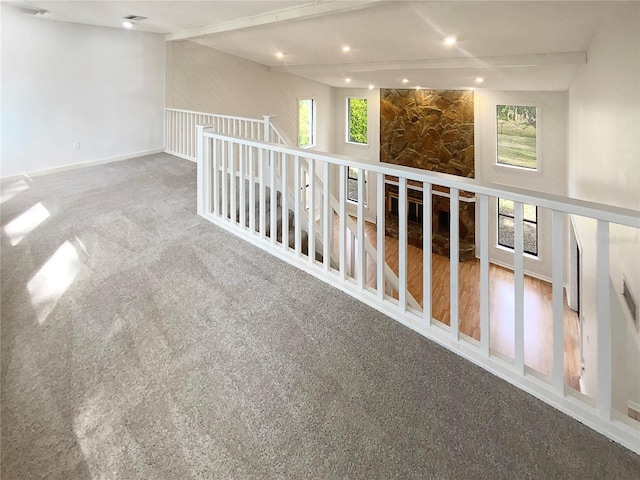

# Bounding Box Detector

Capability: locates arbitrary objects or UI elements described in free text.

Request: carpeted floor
[1,153,639,479]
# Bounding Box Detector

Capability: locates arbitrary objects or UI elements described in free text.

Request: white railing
[194,126,640,454]
[165,108,414,303]
[165,108,276,161]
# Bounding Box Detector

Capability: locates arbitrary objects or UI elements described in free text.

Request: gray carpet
[1,153,638,479]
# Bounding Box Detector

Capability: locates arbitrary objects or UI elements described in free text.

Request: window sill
[346,141,369,147]
[494,162,540,173]
[347,199,369,208]
[495,244,541,261]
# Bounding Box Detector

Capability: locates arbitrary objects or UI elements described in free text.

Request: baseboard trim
[164,150,196,162]
[487,257,553,284]
[1,148,165,180]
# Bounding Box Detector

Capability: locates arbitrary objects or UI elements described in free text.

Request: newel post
[262,115,275,142]
[196,125,205,217]
[596,219,612,420]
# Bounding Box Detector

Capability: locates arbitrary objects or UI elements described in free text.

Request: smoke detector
[123,15,147,22]
[18,7,48,16]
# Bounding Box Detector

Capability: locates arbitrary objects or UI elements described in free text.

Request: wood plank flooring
[332,215,581,391]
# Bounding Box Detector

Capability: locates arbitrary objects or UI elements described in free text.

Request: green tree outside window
[299,99,315,147]
[348,98,367,144]
[496,105,537,169]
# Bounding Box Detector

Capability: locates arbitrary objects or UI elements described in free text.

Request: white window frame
[297,98,316,149]
[495,104,541,173]
[496,198,539,258]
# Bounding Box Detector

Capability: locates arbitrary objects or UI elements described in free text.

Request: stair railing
[195,125,640,455]
[166,108,640,453]
[264,119,418,306]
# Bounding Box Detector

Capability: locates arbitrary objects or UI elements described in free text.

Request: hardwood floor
[331,215,581,391]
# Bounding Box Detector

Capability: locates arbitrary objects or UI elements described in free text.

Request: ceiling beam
[269,52,588,75]
[165,0,383,42]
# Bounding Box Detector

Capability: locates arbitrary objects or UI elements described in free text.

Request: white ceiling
[5,1,310,33]
[6,1,636,91]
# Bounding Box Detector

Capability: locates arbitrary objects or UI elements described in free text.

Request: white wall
[475,90,568,281]
[166,40,335,153]
[333,88,381,221]
[0,5,165,178]
[567,3,640,411]
[332,88,569,280]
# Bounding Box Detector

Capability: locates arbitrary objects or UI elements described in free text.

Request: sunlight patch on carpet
[3,202,50,246]
[27,240,82,324]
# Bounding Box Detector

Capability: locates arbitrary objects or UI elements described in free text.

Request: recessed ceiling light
[122,21,133,29]
[345,77,352,83]
[342,46,351,53]
[368,84,374,90]
[402,78,409,84]
[475,77,484,84]
[444,36,457,46]
[275,51,285,59]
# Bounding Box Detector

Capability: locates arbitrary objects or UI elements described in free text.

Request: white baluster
[239,143,246,230]
[596,220,611,420]
[281,153,288,250]
[423,182,432,325]
[183,112,187,156]
[249,146,256,234]
[552,209,565,392]
[308,158,316,263]
[480,194,490,355]
[450,188,460,340]
[399,177,408,313]
[188,114,193,158]
[259,148,266,239]
[196,125,205,216]
[229,142,236,224]
[339,166,346,280]
[294,156,301,257]
[221,140,228,222]
[514,200,525,374]
[171,109,175,150]
[270,150,276,245]
[357,168,366,290]
[205,136,213,214]
[178,112,183,156]
[212,138,219,216]
[377,173,386,300]
[323,162,331,272]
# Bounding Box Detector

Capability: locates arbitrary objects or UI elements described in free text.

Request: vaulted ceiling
[7,1,635,91]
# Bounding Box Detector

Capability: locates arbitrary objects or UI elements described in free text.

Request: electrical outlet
[73,141,81,150]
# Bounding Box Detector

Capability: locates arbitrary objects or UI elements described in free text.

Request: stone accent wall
[380,89,475,177]
[380,89,476,261]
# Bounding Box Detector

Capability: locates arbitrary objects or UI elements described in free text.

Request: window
[347,166,367,205]
[298,99,315,148]
[498,198,538,256]
[347,98,367,144]
[496,105,537,170]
